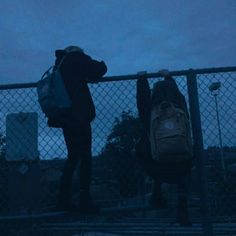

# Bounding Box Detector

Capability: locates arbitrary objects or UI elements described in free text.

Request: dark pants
[58,122,92,204]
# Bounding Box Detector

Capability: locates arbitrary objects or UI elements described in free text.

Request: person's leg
[57,125,80,210]
[149,179,167,208]
[76,123,99,214]
[176,170,192,226]
[135,135,167,208]
[77,124,92,196]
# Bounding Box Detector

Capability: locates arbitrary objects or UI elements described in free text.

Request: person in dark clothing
[49,45,107,213]
[136,70,193,226]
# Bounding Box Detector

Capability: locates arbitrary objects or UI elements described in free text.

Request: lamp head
[209,82,221,92]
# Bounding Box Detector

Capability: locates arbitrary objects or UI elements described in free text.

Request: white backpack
[37,57,71,119]
[149,102,192,162]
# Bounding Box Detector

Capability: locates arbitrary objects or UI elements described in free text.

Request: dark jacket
[136,78,189,133]
[48,50,107,126]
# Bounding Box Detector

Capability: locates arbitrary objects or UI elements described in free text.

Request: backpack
[37,57,71,120]
[149,101,192,162]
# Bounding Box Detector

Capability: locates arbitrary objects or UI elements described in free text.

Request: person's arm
[82,54,107,82]
[136,77,151,131]
[159,69,174,81]
[60,51,107,83]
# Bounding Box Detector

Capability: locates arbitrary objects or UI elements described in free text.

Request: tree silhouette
[99,111,145,197]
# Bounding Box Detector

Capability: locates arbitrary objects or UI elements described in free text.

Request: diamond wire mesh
[0,70,236,235]
[0,76,188,213]
[197,72,236,222]
[0,77,189,160]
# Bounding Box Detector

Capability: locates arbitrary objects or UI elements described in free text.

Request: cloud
[1,0,236,84]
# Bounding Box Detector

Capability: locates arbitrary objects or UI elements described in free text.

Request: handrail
[0,66,236,90]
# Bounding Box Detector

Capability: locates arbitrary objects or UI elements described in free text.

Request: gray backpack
[37,57,71,119]
[149,102,192,162]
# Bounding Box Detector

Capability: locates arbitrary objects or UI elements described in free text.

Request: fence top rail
[1,66,236,90]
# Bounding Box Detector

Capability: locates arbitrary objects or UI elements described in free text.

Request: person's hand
[137,71,147,83]
[137,71,147,77]
[158,69,170,77]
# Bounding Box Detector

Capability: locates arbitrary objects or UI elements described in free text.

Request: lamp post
[209,82,226,181]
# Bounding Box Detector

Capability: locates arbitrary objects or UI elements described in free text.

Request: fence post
[187,70,213,236]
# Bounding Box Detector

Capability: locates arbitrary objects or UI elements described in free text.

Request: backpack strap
[40,54,67,80]
[40,66,53,80]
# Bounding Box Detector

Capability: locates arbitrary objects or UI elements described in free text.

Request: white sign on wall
[6,112,38,161]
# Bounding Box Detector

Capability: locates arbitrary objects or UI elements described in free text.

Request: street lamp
[209,82,226,181]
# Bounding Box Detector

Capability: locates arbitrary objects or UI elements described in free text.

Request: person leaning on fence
[135,69,194,226]
[49,45,107,213]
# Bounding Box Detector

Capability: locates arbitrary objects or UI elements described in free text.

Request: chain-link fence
[0,66,236,235]
[197,71,236,227]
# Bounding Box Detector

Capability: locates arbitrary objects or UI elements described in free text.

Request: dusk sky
[1,0,236,84]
